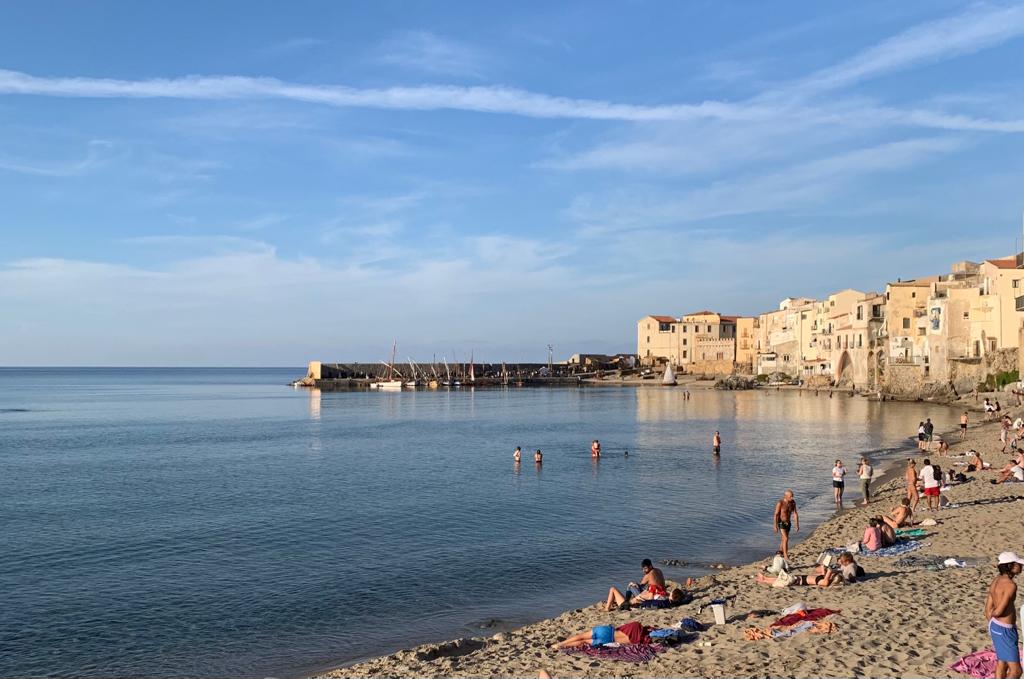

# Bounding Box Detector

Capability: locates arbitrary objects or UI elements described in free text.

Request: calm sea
[0,368,941,678]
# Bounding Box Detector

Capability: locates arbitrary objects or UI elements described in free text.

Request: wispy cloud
[569,137,964,231]
[0,139,112,176]
[795,3,1024,93]
[259,37,326,57]
[375,30,488,78]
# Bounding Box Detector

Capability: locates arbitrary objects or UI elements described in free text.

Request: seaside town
[637,250,1024,399]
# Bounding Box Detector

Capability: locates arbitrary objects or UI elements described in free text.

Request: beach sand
[320,403,1024,678]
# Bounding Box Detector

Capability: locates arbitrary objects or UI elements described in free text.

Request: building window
[911,291,916,298]
[856,306,863,320]
[1015,280,1021,289]
[717,352,724,360]
[682,338,687,346]
[647,336,650,343]
[918,328,925,336]
[903,317,910,329]
[872,304,882,318]
[707,325,712,333]
[658,322,671,332]
[671,326,675,333]
[963,312,969,320]
[682,350,687,359]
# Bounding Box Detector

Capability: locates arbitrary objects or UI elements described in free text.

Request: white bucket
[711,603,726,625]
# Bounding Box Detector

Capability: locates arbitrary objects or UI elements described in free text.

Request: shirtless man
[905,459,920,511]
[712,431,722,456]
[985,552,1024,679]
[513,446,522,463]
[960,411,969,441]
[773,490,800,561]
[882,497,914,530]
[968,450,985,472]
[603,558,667,610]
[591,440,601,458]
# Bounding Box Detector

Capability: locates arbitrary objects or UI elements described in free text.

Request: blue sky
[2,1,1024,366]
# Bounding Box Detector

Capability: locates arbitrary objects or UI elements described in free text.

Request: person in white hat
[985,551,1024,678]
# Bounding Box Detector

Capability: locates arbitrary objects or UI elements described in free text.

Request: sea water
[0,368,940,677]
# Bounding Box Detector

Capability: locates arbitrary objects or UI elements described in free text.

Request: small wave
[0,408,31,413]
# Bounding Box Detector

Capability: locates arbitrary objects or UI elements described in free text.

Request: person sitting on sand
[992,460,1024,485]
[883,497,914,530]
[967,450,985,472]
[861,518,883,552]
[602,558,666,611]
[876,517,896,546]
[604,586,686,611]
[554,621,652,649]
[937,437,949,455]
[836,552,863,583]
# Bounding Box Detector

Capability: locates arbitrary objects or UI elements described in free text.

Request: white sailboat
[371,342,404,390]
[662,363,677,386]
[405,359,420,388]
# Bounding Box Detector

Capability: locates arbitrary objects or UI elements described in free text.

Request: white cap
[998,551,1024,565]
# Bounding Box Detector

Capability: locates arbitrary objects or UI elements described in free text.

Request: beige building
[735,316,759,374]
[637,315,679,366]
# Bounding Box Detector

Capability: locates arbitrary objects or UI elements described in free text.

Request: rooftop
[985,256,1019,270]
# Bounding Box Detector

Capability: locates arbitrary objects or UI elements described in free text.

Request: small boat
[662,363,677,386]
[371,341,405,390]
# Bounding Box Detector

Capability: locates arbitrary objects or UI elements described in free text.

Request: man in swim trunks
[773,490,799,561]
[554,621,652,648]
[712,430,721,456]
[985,552,1024,679]
[513,446,521,462]
[960,411,969,440]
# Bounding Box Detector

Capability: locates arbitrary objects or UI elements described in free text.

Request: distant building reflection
[308,388,321,420]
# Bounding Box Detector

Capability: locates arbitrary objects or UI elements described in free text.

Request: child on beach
[985,552,1024,679]
[832,460,846,505]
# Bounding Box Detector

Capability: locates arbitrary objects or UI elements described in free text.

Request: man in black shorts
[773,490,799,561]
[712,430,721,456]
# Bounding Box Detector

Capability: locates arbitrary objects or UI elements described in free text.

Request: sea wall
[881,347,1018,399]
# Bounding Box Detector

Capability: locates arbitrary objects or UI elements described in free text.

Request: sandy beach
[319,397,1024,678]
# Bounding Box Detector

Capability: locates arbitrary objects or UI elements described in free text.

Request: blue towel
[679,617,707,632]
[860,540,927,557]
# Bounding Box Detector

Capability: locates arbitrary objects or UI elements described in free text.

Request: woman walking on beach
[857,457,873,506]
[832,459,846,505]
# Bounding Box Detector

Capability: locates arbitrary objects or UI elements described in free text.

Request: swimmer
[712,430,721,456]
[591,440,601,458]
[513,446,522,463]
[534,449,543,464]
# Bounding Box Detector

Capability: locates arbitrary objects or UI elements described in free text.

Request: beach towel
[771,608,841,627]
[860,540,927,557]
[562,643,666,663]
[950,648,998,678]
[895,528,927,538]
[744,619,838,641]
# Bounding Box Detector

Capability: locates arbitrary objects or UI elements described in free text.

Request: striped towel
[562,643,666,663]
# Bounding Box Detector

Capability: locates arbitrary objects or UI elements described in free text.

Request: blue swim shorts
[591,624,615,646]
[989,618,1020,663]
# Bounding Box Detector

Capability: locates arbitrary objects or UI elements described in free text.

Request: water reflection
[308,388,321,421]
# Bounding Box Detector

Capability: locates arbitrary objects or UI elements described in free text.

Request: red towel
[771,608,841,627]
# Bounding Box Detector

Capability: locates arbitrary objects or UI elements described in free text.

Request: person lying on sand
[883,497,914,530]
[554,621,651,648]
[604,586,686,611]
[756,552,860,588]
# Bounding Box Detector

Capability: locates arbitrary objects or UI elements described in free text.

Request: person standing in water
[832,459,847,505]
[712,431,721,456]
[513,446,522,463]
[985,552,1024,679]
[534,449,543,464]
[773,490,799,561]
[591,440,601,458]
